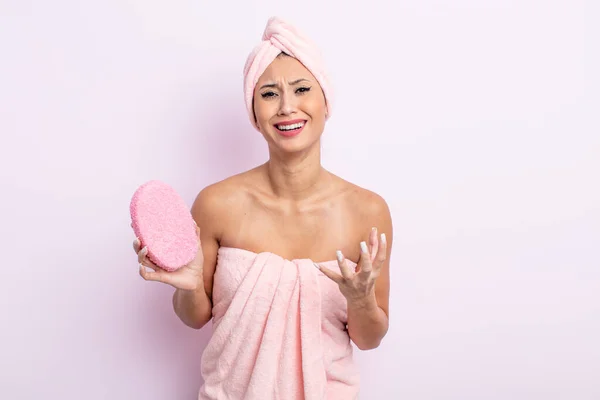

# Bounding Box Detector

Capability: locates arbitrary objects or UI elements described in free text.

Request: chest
[223,200,357,262]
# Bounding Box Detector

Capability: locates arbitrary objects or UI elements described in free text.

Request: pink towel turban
[243,17,333,130]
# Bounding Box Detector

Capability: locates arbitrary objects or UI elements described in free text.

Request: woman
[134,17,393,400]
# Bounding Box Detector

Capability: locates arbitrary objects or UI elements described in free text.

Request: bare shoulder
[192,175,244,215]
[331,175,393,243]
[335,178,394,263]
[190,168,258,239]
[335,176,391,220]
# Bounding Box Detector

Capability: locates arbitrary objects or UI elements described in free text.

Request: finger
[133,237,141,253]
[137,246,159,270]
[358,241,373,274]
[336,250,353,280]
[373,233,388,270]
[139,263,166,283]
[314,262,343,284]
[369,227,379,261]
[138,246,148,264]
[141,261,159,271]
[137,246,148,264]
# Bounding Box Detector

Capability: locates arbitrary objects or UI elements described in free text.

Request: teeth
[277,122,304,131]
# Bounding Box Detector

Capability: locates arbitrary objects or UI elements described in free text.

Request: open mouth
[274,120,306,136]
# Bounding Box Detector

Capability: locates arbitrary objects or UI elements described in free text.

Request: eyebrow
[259,78,310,90]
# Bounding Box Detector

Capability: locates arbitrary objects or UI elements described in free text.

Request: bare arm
[346,207,392,350]
[172,278,212,329]
[346,271,390,350]
[172,187,222,329]
[320,193,393,350]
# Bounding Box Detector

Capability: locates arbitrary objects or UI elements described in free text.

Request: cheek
[307,100,327,123]
[253,100,269,126]
[254,97,278,116]
[306,91,327,119]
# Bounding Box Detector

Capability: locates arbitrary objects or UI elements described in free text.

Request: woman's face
[253,55,327,153]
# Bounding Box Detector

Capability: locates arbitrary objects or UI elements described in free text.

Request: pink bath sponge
[130,180,198,272]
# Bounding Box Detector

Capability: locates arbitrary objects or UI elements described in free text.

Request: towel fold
[198,247,359,400]
[243,16,333,130]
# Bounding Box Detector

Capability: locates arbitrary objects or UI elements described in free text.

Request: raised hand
[315,227,387,302]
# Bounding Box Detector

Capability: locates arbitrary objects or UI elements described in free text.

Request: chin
[272,134,319,154]
[274,140,310,154]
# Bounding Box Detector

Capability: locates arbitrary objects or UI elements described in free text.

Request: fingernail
[381,233,386,244]
[360,241,368,253]
[141,246,148,255]
[135,238,140,245]
[336,250,343,262]
[372,227,377,232]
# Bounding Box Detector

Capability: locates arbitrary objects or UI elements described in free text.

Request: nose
[277,89,297,116]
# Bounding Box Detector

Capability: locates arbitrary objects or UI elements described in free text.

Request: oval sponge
[130,180,198,272]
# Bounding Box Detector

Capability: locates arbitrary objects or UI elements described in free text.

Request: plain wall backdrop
[1,0,598,399]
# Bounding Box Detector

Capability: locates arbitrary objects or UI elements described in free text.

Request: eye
[296,86,311,94]
[261,91,277,99]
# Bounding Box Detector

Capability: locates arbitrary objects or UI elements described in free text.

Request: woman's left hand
[315,227,387,303]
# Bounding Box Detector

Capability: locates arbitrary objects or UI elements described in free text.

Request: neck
[264,144,329,201]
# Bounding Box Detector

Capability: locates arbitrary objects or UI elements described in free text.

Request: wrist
[188,268,205,289]
[347,291,378,311]
[176,277,204,295]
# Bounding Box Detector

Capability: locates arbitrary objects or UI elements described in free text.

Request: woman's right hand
[134,225,205,291]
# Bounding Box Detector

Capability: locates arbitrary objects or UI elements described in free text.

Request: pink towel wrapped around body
[198,247,359,400]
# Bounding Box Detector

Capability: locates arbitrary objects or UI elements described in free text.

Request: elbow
[352,330,385,350]
[352,321,389,351]
[355,339,382,351]
[185,319,208,330]
[172,292,212,330]
[176,309,211,330]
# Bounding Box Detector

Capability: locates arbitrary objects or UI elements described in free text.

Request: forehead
[256,56,315,84]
